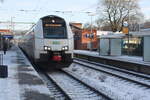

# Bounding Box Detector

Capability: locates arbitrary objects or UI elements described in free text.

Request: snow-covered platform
[0,46,54,100]
[74,50,150,75]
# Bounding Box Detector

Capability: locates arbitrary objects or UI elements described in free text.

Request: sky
[139,0,150,20]
[0,0,149,30]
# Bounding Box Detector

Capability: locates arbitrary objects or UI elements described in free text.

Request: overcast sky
[0,0,149,30]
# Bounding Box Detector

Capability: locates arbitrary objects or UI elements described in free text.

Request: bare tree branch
[97,0,143,32]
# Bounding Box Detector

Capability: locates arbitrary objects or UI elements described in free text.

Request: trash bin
[0,65,8,78]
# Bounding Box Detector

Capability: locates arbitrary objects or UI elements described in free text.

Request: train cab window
[42,17,67,39]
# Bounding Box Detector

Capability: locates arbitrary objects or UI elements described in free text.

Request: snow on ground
[65,63,150,100]
[74,50,99,57]
[74,50,150,65]
[15,47,52,96]
[0,49,21,100]
[0,46,52,100]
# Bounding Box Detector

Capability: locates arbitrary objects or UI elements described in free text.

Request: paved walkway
[0,46,54,100]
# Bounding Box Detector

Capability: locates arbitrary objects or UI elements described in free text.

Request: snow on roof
[97,31,124,39]
[97,30,150,38]
[97,31,123,36]
[99,34,125,39]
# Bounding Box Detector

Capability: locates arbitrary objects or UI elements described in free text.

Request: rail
[74,58,150,88]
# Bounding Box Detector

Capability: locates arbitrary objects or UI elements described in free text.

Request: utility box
[87,42,91,50]
[99,39,110,55]
[143,36,150,62]
[99,34,124,56]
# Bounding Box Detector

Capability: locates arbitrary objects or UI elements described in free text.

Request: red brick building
[81,29,97,50]
[0,29,11,34]
[70,23,98,50]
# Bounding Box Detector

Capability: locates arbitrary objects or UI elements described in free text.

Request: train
[19,15,74,68]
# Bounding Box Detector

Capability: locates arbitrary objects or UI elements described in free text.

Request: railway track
[35,70,71,100]
[46,70,111,100]
[21,52,71,99]
[21,47,114,99]
[74,58,150,88]
[23,49,111,100]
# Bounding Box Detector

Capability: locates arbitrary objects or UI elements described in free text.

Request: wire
[79,3,98,12]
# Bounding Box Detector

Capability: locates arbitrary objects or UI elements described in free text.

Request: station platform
[74,50,150,75]
[0,46,54,100]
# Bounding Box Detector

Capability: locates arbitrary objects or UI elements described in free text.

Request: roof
[0,29,11,33]
[99,34,125,39]
[70,23,82,30]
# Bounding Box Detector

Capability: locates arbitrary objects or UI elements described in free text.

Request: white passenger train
[19,15,74,68]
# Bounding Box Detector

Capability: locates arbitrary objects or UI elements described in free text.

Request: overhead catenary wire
[0,1,99,30]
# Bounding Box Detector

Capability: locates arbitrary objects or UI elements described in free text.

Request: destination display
[45,24,62,27]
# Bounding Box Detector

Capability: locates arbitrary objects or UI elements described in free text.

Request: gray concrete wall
[144,36,150,62]
[110,39,122,56]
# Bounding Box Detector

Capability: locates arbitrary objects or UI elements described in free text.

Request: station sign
[123,21,129,34]
[122,27,129,34]
[2,35,13,39]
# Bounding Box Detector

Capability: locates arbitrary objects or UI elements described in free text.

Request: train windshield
[42,16,67,39]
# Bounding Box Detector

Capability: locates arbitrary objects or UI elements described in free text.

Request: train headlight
[62,46,68,51]
[48,47,51,50]
[44,46,51,51]
[62,47,65,50]
[64,46,68,50]
[44,46,48,50]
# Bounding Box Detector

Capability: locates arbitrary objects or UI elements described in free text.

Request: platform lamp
[123,21,130,55]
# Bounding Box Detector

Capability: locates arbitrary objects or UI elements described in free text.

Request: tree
[97,0,143,32]
[83,22,97,30]
[141,20,150,29]
[128,13,144,31]
[95,18,112,31]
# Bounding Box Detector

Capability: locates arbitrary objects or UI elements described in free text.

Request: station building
[70,23,98,50]
[97,30,150,57]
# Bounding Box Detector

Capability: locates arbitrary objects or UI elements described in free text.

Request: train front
[41,15,73,68]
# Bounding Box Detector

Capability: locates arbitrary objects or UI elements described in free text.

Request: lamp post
[127,0,130,56]
[11,17,15,36]
[88,12,96,51]
[123,21,130,55]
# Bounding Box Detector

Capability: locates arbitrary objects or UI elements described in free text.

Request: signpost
[88,12,96,51]
[85,33,94,51]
